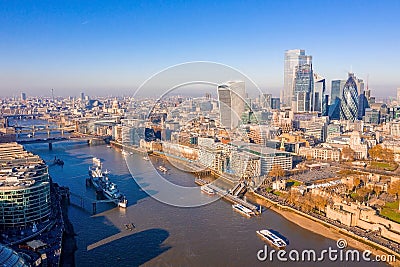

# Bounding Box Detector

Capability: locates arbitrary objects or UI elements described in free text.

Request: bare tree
[388,180,400,200]
[268,164,286,180]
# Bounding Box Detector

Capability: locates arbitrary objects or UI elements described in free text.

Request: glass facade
[313,74,326,113]
[340,74,359,121]
[328,98,341,120]
[293,64,313,112]
[0,181,51,229]
[0,143,51,229]
[358,93,370,120]
[283,49,312,107]
[330,80,346,104]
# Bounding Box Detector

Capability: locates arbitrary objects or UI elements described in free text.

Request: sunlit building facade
[217,81,246,129]
[0,143,51,229]
[283,49,312,107]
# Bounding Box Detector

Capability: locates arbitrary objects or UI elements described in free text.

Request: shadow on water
[100,173,157,207]
[90,228,171,267]
[67,202,170,266]
[64,172,154,213]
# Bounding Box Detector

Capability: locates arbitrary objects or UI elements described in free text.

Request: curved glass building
[0,143,51,230]
[340,73,359,121]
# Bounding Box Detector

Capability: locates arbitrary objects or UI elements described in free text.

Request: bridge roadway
[2,113,43,119]
[17,136,79,150]
[18,137,69,144]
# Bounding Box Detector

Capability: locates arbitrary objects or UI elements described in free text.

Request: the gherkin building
[340,74,359,121]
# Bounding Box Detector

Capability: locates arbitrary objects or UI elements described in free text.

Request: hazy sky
[0,0,399,98]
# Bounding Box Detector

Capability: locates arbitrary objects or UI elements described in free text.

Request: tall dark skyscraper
[322,94,329,116]
[293,63,313,112]
[313,73,326,113]
[358,93,370,120]
[340,73,359,121]
[328,98,341,120]
[271,98,281,109]
[330,79,346,104]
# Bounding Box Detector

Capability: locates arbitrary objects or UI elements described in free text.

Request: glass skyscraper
[331,79,346,104]
[283,49,312,107]
[340,73,359,121]
[328,98,341,120]
[293,63,313,112]
[358,93,370,120]
[313,73,326,113]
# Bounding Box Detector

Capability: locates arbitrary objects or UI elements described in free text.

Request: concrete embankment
[60,195,77,267]
[110,141,147,155]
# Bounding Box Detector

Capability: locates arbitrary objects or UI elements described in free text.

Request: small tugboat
[53,156,64,167]
[157,166,168,173]
[124,223,135,231]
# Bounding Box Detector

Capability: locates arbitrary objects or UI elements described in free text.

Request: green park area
[286,179,301,187]
[273,191,283,197]
[369,161,398,171]
[381,201,400,223]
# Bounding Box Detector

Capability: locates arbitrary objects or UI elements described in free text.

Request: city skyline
[1,1,400,98]
[2,77,400,265]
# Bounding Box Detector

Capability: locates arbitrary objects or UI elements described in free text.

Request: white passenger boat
[256,229,287,249]
[232,204,255,217]
[200,185,215,195]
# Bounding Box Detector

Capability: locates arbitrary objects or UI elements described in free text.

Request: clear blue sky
[0,0,399,98]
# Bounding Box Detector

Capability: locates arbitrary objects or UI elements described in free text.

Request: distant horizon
[1,1,399,98]
[4,86,399,102]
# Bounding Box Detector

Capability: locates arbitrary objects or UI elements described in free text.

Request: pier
[195,179,259,214]
[143,149,258,213]
[67,190,122,214]
[110,141,148,155]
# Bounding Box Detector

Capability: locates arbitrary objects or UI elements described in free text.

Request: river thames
[23,141,379,267]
